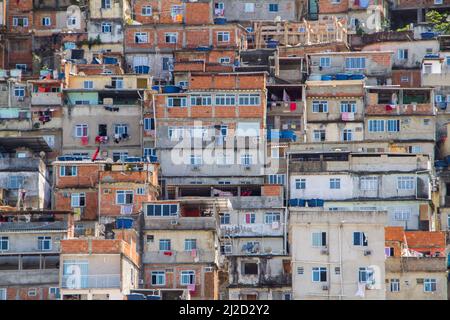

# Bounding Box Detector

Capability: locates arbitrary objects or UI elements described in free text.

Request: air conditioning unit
[103,189,112,194]
[322,285,329,291]
[17,96,24,101]
[364,250,372,256]
[192,166,200,171]
[244,166,251,170]
[139,279,144,285]
[320,249,329,255]
[204,267,213,272]
[170,220,178,225]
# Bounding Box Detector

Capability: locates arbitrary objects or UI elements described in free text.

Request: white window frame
[60,166,77,177]
[312,267,327,282]
[116,190,134,205]
[74,124,88,137]
[165,32,178,44]
[184,239,197,251]
[312,101,328,113]
[83,80,93,89]
[312,232,327,247]
[0,236,9,251]
[360,177,378,191]
[238,93,260,106]
[42,17,51,26]
[264,212,281,224]
[141,5,153,16]
[71,193,86,207]
[329,178,341,189]
[217,31,230,42]
[135,32,148,44]
[101,22,112,33]
[319,57,331,68]
[368,119,385,132]
[151,271,165,285]
[38,236,52,251]
[424,279,437,292]
[180,270,195,285]
[397,176,415,190]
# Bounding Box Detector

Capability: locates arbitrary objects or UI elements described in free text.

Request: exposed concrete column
[417,8,423,24]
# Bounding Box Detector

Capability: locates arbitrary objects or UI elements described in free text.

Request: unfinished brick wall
[318,0,349,14]
[5,286,57,300]
[54,190,98,220]
[184,2,212,25]
[392,69,421,88]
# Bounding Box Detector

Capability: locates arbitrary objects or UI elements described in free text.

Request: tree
[426,10,450,34]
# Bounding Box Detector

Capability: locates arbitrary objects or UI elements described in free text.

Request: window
[219,125,228,136]
[264,212,281,224]
[342,129,353,141]
[398,49,408,60]
[165,33,178,44]
[401,75,409,82]
[12,17,28,27]
[111,77,123,89]
[190,95,212,106]
[220,213,230,225]
[0,237,9,251]
[393,208,411,221]
[49,287,60,298]
[397,177,415,190]
[67,16,77,26]
[423,119,431,126]
[8,176,24,189]
[312,232,327,247]
[146,204,178,217]
[75,124,88,137]
[27,288,37,297]
[243,262,258,275]
[162,57,173,71]
[329,178,341,189]
[345,57,366,69]
[244,3,255,12]
[312,267,327,282]
[15,64,27,71]
[238,94,260,106]
[387,119,400,132]
[142,6,152,16]
[190,155,202,166]
[268,3,278,12]
[151,271,165,285]
[340,101,356,113]
[136,187,146,195]
[219,57,231,64]
[424,279,437,292]
[101,22,112,33]
[313,130,326,142]
[180,271,195,285]
[353,232,368,246]
[171,5,183,18]
[144,118,155,131]
[184,239,197,251]
[114,124,128,135]
[297,267,304,274]
[241,154,252,166]
[135,32,148,43]
[60,166,77,177]
[14,86,25,97]
[159,239,171,251]
[368,120,385,132]
[215,94,236,106]
[358,267,374,283]
[245,213,256,224]
[116,190,133,205]
[112,152,128,162]
[71,193,85,207]
[296,178,306,189]
[268,174,285,185]
[83,80,93,89]
[167,96,187,107]
[38,236,51,251]
[101,0,111,9]
[390,279,400,292]
[0,288,6,300]
[312,101,328,113]
[360,177,378,191]
[42,17,51,26]
[217,31,230,42]
[319,57,331,68]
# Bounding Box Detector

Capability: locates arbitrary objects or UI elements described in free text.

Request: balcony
[31,92,62,105]
[267,101,302,115]
[61,274,120,289]
[142,250,216,264]
[0,158,42,171]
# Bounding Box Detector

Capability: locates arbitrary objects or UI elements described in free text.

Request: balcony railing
[61,274,120,289]
[31,92,62,105]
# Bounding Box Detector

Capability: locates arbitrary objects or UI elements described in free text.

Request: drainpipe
[338,222,344,300]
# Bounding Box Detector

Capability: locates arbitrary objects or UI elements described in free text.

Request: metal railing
[61,274,120,289]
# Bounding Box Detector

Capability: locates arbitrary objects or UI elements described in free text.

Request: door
[98,124,107,136]
[245,294,257,300]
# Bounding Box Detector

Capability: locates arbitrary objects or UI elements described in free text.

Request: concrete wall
[290,210,387,300]
[0,232,65,253]
[218,0,298,22]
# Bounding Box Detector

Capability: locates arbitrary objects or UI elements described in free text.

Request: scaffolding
[251,17,348,50]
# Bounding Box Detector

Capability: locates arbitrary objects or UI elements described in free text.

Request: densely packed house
[0,0,450,300]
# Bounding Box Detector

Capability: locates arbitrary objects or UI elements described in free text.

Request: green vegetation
[426,10,450,34]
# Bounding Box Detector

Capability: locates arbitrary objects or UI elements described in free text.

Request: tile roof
[0,221,68,232]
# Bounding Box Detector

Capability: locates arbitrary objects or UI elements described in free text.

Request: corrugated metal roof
[0,221,68,232]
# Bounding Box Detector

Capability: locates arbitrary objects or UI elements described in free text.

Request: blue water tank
[267,40,279,48]
[321,75,333,81]
[116,218,133,229]
[350,74,365,80]
[162,85,182,93]
[289,199,299,207]
[336,73,350,80]
[298,199,306,207]
[214,17,227,25]
[421,32,436,40]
